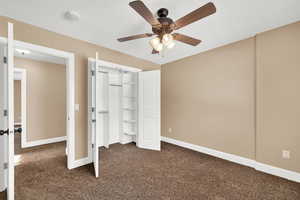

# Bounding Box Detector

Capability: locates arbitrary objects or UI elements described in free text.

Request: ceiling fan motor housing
[157,8,168,18]
[153,8,175,36]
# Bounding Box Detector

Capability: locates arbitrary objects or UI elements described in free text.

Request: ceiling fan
[117,0,216,54]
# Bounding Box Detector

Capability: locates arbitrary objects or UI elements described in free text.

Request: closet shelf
[98,110,109,114]
[124,131,136,136]
[123,120,136,124]
[109,84,122,87]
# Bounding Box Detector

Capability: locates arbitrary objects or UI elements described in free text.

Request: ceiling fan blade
[174,2,216,30]
[173,33,202,46]
[152,49,159,54]
[118,33,154,42]
[129,0,161,27]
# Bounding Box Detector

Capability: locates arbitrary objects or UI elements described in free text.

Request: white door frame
[0,36,76,170]
[13,68,27,149]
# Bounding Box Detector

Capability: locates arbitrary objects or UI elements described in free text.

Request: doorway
[0,22,75,200]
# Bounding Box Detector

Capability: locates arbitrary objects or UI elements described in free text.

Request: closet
[88,58,161,177]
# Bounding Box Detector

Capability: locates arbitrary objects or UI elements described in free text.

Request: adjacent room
[0,0,300,200]
[13,48,67,164]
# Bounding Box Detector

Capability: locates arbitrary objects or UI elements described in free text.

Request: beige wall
[162,21,300,173]
[14,80,21,123]
[0,16,160,159]
[162,38,256,159]
[15,58,66,141]
[256,22,300,173]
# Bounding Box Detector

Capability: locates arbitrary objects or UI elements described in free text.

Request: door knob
[0,129,9,136]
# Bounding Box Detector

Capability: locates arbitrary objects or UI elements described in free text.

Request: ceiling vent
[64,11,80,21]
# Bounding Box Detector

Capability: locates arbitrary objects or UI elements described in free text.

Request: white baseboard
[70,157,92,169]
[23,136,67,148]
[255,162,300,183]
[161,136,300,183]
[161,136,255,168]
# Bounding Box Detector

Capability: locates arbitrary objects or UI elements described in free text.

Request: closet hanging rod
[98,70,108,74]
[109,84,122,87]
[98,110,109,114]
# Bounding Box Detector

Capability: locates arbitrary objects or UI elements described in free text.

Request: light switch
[75,104,80,112]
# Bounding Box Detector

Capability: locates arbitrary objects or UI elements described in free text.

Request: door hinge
[91,70,95,76]
[92,119,96,123]
[3,163,8,170]
[3,109,8,117]
[3,57,7,64]
[92,144,94,148]
[91,107,95,112]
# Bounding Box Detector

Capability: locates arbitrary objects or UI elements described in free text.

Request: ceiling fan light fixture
[166,41,175,49]
[154,43,164,52]
[118,1,216,55]
[150,37,163,52]
[150,37,160,46]
[162,34,174,45]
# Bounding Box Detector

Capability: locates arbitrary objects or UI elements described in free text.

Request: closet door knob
[0,129,9,136]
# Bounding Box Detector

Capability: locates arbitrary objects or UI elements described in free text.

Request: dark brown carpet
[1,134,300,200]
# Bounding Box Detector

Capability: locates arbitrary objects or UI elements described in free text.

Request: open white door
[138,70,161,151]
[0,35,8,195]
[0,23,15,200]
[88,57,102,178]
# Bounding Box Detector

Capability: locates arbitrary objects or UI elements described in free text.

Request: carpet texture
[1,134,300,200]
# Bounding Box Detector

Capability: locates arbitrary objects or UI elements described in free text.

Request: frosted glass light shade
[162,34,174,45]
[150,37,163,52]
[154,43,163,52]
[166,41,175,49]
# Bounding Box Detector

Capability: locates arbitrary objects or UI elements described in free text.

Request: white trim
[161,137,255,168]
[22,136,67,148]
[0,35,76,170]
[66,53,76,170]
[255,162,300,183]
[88,58,142,72]
[69,157,92,169]
[7,22,15,200]
[161,136,300,183]
[13,68,27,150]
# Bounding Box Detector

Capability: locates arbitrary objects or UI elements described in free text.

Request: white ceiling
[1,0,300,65]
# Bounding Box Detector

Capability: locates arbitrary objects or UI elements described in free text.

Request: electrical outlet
[168,128,172,133]
[282,150,290,159]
